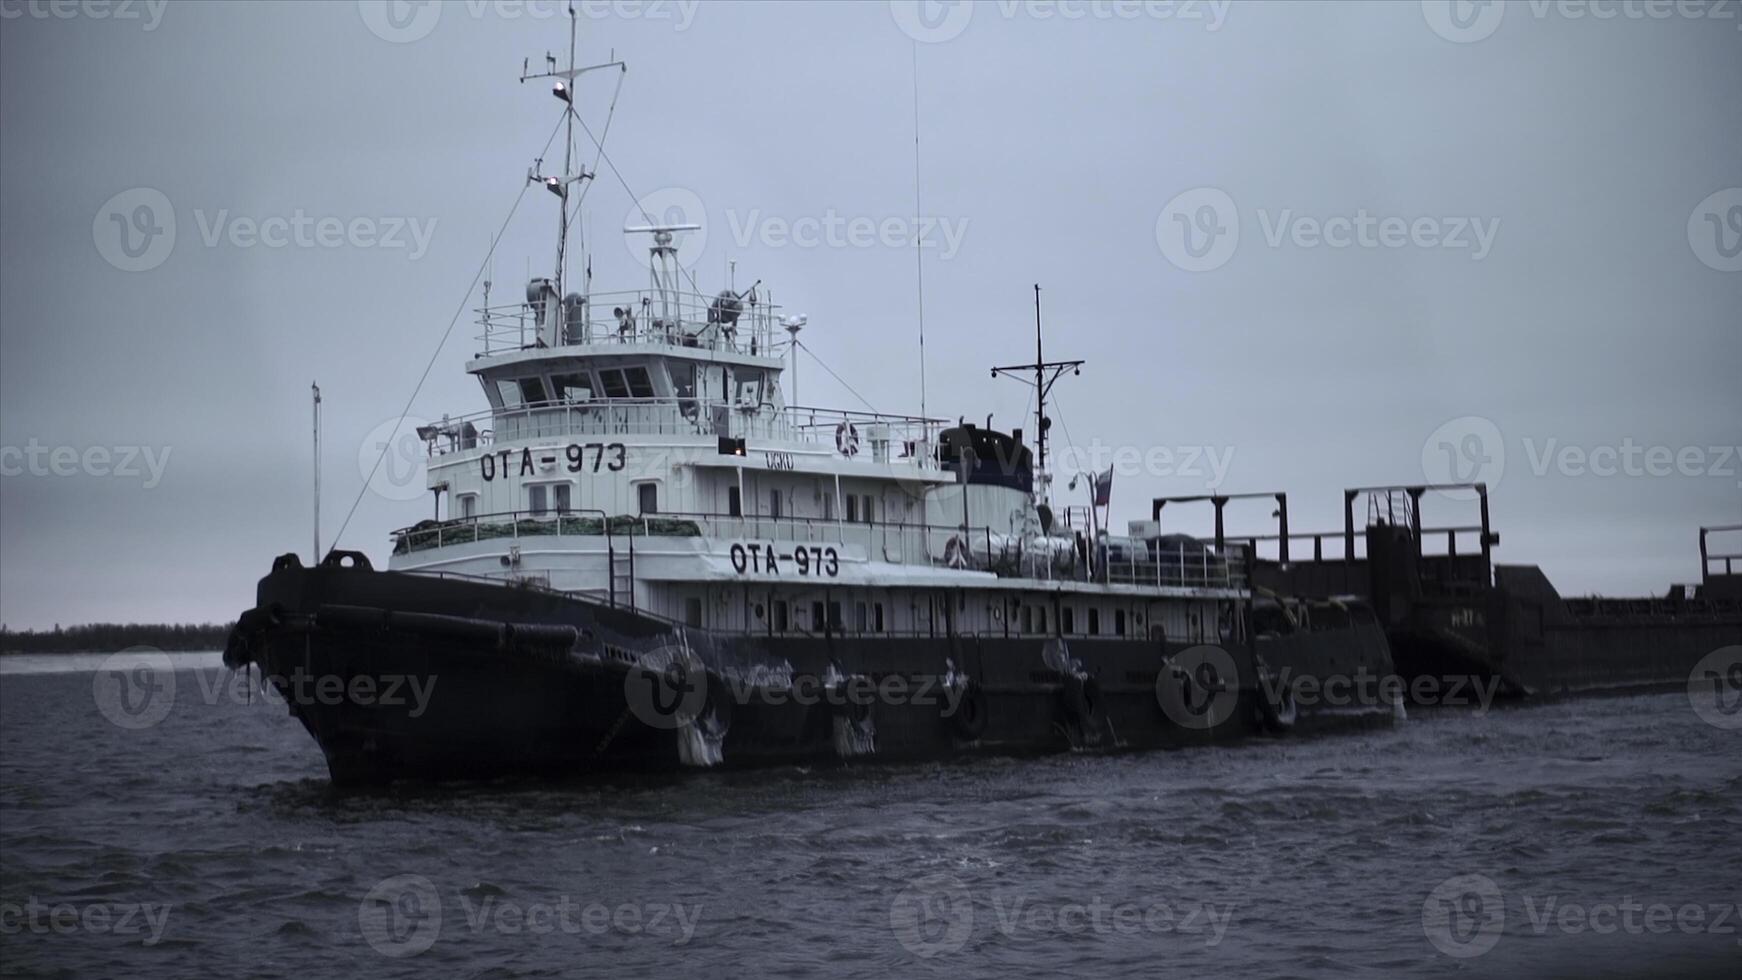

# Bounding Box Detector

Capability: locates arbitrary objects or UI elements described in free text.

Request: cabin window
[1088,608,1101,635]
[737,375,763,406]
[855,601,868,632]
[637,483,658,515]
[828,602,844,631]
[859,495,876,524]
[1021,605,1033,634]
[496,376,549,408]
[1037,606,1048,634]
[823,493,835,521]
[617,367,654,399]
[811,601,825,633]
[728,486,742,517]
[1062,606,1075,635]
[773,600,789,632]
[458,494,477,519]
[874,602,885,632]
[598,369,630,399]
[684,596,703,628]
[553,483,572,514]
[528,484,548,517]
[845,495,857,522]
[551,372,592,402]
[1115,609,1127,636]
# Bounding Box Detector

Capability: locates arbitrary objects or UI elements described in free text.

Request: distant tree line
[0,622,232,654]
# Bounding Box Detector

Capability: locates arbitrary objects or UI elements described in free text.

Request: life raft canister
[835,421,860,456]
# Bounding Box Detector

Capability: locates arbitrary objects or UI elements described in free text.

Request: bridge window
[551,372,592,402]
[598,369,630,399]
[624,367,656,399]
[497,376,549,408]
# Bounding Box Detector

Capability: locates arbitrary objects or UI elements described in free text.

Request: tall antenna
[990,284,1083,471]
[521,3,622,300]
[911,42,929,422]
[311,382,322,562]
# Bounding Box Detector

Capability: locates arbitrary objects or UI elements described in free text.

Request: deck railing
[416,399,944,465]
[390,509,1247,590]
[475,288,789,358]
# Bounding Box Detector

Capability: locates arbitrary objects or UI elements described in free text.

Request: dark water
[2,655,1738,979]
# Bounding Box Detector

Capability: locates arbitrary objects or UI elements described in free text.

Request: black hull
[226,554,1396,785]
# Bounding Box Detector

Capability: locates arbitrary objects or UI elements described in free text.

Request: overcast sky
[1,0,1738,630]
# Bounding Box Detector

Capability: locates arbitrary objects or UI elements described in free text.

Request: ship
[223,17,1396,785]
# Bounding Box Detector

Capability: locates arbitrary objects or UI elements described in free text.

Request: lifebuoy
[948,679,989,740]
[835,421,860,456]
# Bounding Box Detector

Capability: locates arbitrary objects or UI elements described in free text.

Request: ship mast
[990,284,1083,472]
[519,3,622,301]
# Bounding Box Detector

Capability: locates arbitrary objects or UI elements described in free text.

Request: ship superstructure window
[874,603,885,632]
[728,486,742,517]
[845,494,876,524]
[855,601,868,632]
[497,376,550,408]
[1114,609,1127,636]
[637,483,658,515]
[598,370,630,399]
[773,600,789,632]
[1088,608,1101,635]
[1062,606,1075,635]
[1036,606,1048,634]
[553,483,572,514]
[528,484,549,517]
[551,372,592,402]
[624,367,656,399]
[769,489,782,519]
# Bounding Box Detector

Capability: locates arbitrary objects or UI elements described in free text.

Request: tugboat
[224,17,1394,784]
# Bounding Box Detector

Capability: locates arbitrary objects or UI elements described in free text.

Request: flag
[1092,467,1113,507]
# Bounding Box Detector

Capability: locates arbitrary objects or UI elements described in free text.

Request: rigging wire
[795,339,881,415]
[329,115,568,551]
